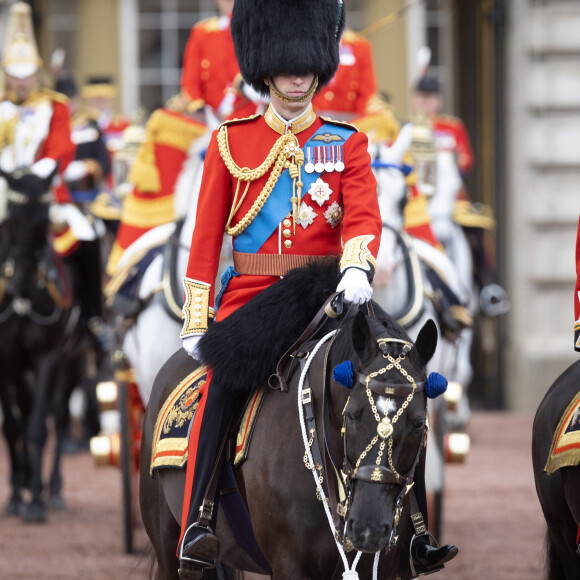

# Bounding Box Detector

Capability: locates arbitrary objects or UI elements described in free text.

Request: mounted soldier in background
[0,2,107,351]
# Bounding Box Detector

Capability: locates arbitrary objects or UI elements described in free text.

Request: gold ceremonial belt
[232,251,336,277]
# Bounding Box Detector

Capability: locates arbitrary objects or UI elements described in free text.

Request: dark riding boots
[178,380,240,579]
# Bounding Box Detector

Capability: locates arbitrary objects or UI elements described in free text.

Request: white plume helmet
[416,45,432,78]
[2,2,42,79]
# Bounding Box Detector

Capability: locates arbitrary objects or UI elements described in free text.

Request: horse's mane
[198,259,424,394]
[199,258,341,394]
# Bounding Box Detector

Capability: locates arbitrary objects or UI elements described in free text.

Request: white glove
[182,334,203,360]
[337,268,373,305]
[63,160,89,182]
[31,158,57,179]
[49,203,97,241]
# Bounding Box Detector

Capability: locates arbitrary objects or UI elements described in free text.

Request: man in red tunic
[312,28,378,120]
[177,1,457,577]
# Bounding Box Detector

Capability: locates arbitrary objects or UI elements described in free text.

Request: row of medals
[303,145,345,174]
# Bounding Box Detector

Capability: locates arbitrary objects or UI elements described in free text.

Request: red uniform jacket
[181,15,256,119]
[312,29,378,117]
[184,105,381,330]
[106,108,206,275]
[432,114,475,177]
[575,215,580,351]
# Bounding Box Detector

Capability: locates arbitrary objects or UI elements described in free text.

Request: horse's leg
[48,356,82,510]
[561,467,580,574]
[21,352,60,522]
[0,383,27,515]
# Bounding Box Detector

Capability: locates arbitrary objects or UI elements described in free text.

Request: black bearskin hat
[231,0,345,96]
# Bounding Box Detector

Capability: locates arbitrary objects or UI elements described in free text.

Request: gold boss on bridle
[218,127,305,236]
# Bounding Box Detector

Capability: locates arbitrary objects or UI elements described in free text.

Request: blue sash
[233,123,355,254]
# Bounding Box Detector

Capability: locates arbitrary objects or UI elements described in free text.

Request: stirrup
[178,555,215,580]
[409,532,444,577]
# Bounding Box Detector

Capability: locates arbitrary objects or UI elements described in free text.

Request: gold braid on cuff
[340,235,377,273]
[180,278,214,337]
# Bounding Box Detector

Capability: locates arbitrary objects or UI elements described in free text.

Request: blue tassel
[333,360,354,389]
[426,372,448,399]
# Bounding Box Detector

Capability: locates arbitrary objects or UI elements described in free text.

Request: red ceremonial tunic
[575,215,580,351]
[432,114,475,177]
[106,108,206,275]
[312,29,378,117]
[185,104,382,324]
[181,15,256,119]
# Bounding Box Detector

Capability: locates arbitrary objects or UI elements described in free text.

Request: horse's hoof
[5,497,23,517]
[20,501,47,523]
[48,495,66,511]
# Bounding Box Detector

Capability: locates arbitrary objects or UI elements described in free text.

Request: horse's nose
[348,517,391,553]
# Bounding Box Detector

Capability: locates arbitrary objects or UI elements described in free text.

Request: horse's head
[0,166,55,282]
[335,309,437,553]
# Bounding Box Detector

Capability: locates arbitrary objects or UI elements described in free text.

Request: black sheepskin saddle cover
[198,258,341,394]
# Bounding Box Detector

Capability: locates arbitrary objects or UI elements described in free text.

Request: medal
[324,146,334,173]
[334,146,345,172]
[314,146,324,173]
[308,177,333,206]
[377,417,393,439]
[304,147,315,174]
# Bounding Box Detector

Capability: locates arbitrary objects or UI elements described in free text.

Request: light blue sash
[233,123,355,254]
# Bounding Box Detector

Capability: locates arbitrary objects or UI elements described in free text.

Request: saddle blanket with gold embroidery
[545,389,580,475]
[150,365,267,474]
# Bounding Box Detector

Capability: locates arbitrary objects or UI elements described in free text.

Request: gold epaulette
[42,88,69,105]
[437,113,463,125]
[319,115,359,132]
[147,108,207,151]
[194,15,221,32]
[218,114,260,130]
[342,29,364,43]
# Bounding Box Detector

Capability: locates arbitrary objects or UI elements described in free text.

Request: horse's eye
[414,418,427,431]
[345,408,363,424]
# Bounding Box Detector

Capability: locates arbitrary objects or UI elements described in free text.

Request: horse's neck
[173,132,210,220]
[429,150,463,220]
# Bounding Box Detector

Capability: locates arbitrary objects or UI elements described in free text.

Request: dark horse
[0,167,91,521]
[532,359,580,579]
[140,262,439,579]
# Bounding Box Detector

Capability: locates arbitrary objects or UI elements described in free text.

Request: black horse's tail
[544,529,566,580]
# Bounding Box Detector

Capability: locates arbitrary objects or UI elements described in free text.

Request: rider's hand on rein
[336,267,373,305]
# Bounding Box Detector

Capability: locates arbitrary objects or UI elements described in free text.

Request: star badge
[296,202,317,229]
[307,178,333,207]
[324,201,343,228]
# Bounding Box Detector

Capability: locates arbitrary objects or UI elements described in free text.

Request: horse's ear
[351,310,379,364]
[414,319,438,365]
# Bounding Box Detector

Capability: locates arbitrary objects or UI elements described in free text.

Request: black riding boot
[179,381,240,579]
[408,448,458,576]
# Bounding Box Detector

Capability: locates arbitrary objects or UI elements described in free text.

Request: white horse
[115,131,234,406]
[370,124,473,534]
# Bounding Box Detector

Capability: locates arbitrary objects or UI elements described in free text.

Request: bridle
[340,337,428,549]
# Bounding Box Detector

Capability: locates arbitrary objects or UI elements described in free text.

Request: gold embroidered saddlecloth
[150,366,267,474]
[150,366,207,474]
[545,390,580,475]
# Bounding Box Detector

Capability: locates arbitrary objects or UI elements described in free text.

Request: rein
[297,315,429,578]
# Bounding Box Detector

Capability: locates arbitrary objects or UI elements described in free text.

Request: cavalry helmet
[2,2,42,79]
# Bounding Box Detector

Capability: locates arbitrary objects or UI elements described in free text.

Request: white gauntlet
[182,334,202,360]
[336,267,373,305]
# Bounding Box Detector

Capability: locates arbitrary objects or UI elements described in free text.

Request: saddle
[105,220,184,320]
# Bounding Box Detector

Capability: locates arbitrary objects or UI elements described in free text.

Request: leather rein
[292,297,428,552]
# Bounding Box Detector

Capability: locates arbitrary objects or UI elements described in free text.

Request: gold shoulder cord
[218,125,304,237]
